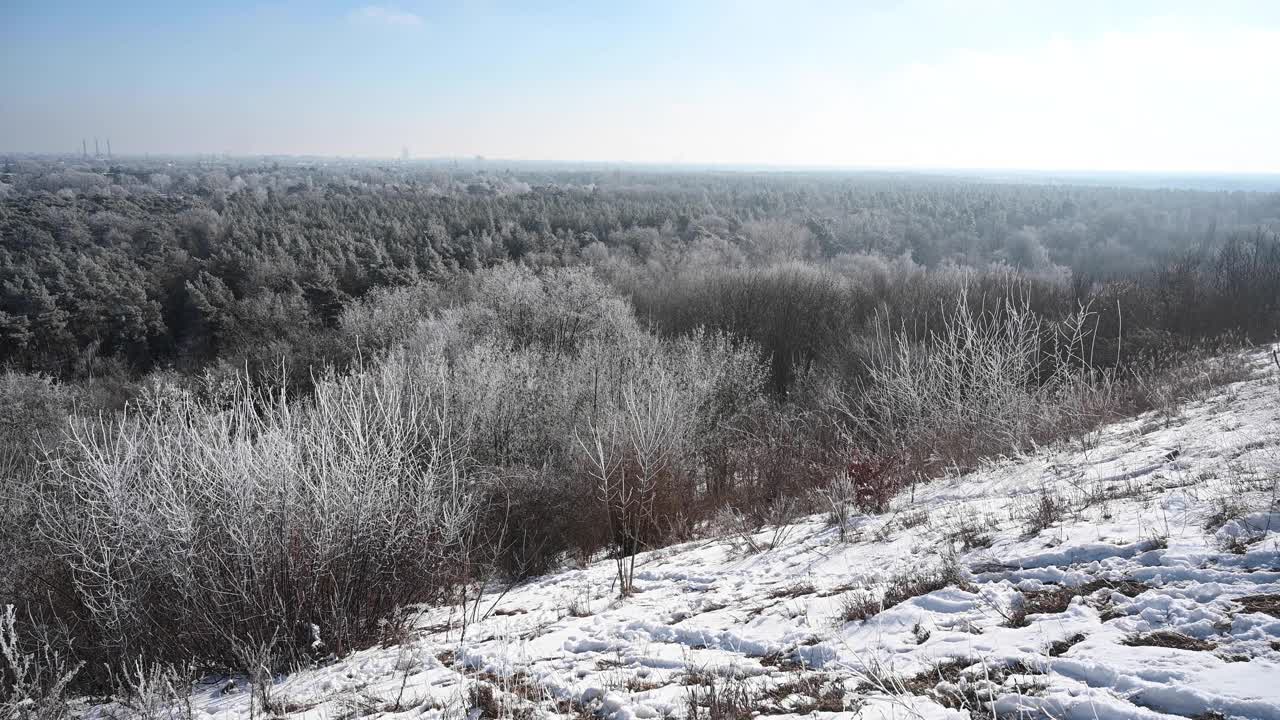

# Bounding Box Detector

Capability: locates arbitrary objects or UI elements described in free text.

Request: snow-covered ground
[105,349,1280,720]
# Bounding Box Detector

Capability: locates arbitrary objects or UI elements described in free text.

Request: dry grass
[682,673,760,720]
[943,515,995,551]
[1023,489,1069,537]
[1124,631,1216,652]
[1018,573,1152,614]
[838,558,971,624]
[893,657,1047,719]
[768,582,816,599]
[1235,594,1280,618]
[758,673,849,714]
[1007,579,1149,628]
[1046,633,1087,657]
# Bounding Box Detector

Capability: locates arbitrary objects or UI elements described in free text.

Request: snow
[86,347,1280,719]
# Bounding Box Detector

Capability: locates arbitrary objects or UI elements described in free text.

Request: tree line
[3,157,1277,384]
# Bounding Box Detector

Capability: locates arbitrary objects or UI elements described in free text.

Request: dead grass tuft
[1124,631,1215,652]
[683,673,759,720]
[1235,594,1280,618]
[895,657,1046,719]
[758,673,849,714]
[1018,578,1149,618]
[1046,633,1087,657]
[768,582,816,599]
[838,558,972,624]
[1023,489,1069,537]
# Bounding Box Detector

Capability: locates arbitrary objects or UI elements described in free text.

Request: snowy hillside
[101,348,1280,720]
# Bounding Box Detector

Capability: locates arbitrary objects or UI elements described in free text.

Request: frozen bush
[1,605,81,720]
[844,287,1116,476]
[37,357,479,669]
[574,328,764,594]
[459,265,637,354]
[337,283,444,350]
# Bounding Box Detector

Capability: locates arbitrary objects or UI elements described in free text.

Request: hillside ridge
[87,347,1280,720]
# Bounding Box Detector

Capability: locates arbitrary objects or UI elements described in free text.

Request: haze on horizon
[3,0,1279,174]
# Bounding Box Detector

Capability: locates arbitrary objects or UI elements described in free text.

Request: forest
[3,156,1279,382]
[2,156,1280,710]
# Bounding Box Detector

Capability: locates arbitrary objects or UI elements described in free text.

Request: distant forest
[2,157,1279,384]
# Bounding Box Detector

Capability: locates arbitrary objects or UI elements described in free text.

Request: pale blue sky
[3,1,1278,172]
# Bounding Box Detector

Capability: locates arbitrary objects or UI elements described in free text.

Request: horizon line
[4,150,1280,180]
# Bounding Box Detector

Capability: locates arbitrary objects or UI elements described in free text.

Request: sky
[2,0,1279,173]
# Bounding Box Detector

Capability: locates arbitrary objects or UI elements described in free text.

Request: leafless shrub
[1271,348,1280,395]
[479,467,597,580]
[464,668,546,720]
[333,689,387,720]
[811,448,901,541]
[1204,495,1251,533]
[232,637,283,719]
[840,288,1121,481]
[467,682,504,719]
[1127,344,1254,424]
[1023,488,1069,537]
[943,515,995,552]
[576,329,761,594]
[624,262,852,397]
[578,358,689,595]
[36,356,480,672]
[566,592,595,619]
[714,502,800,558]
[724,407,841,508]
[108,659,197,720]
[1003,594,1029,629]
[899,509,929,530]
[844,449,901,514]
[683,672,759,720]
[0,605,82,720]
